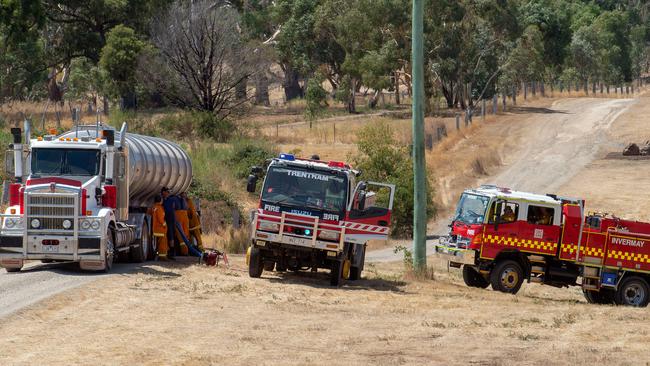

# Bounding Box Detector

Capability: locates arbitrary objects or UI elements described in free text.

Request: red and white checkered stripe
[343,222,389,234]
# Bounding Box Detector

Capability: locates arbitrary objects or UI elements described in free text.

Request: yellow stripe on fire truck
[561,244,605,257]
[484,234,557,251]
[343,222,389,234]
[608,250,650,263]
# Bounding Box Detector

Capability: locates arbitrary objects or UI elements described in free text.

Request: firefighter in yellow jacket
[151,195,168,260]
[187,195,204,251]
[175,193,190,255]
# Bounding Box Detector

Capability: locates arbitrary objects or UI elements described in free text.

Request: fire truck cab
[246,154,395,286]
[437,184,650,307]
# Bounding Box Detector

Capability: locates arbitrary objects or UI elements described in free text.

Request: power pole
[412,0,427,272]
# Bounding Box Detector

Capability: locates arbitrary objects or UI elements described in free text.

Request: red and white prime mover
[435,184,650,306]
[245,153,395,286]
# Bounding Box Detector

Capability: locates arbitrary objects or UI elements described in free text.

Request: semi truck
[0,122,192,272]
[435,185,650,307]
[246,153,395,286]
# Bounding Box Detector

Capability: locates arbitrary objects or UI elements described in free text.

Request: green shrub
[304,74,328,120]
[227,138,278,179]
[352,121,436,238]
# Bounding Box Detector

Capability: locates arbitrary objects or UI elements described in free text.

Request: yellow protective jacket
[152,203,167,236]
[188,198,201,231]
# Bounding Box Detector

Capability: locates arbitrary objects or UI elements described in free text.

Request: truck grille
[27,195,76,231]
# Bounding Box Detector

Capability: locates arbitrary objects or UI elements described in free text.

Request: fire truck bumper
[253,231,343,252]
[434,238,477,265]
[0,234,104,268]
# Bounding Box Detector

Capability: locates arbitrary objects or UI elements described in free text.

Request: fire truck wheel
[5,267,21,272]
[248,246,263,278]
[330,259,344,287]
[490,260,524,294]
[615,276,650,307]
[104,229,115,273]
[349,266,361,281]
[263,261,275,271]
[130,221,149,263]
[583,289,615,305]
[463,266,489,289]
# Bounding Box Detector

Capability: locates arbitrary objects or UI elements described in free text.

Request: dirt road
[0,262,145,319]
[367,97,635,263]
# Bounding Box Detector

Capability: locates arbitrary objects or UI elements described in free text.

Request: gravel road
[0,261,143,319]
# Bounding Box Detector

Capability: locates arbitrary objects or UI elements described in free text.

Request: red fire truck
[435,185,650,307]
[246,153,395,286]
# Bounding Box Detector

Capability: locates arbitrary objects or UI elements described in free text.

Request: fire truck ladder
[528,255,546,284]
[581,266,601,291]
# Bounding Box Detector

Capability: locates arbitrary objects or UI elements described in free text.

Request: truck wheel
[583,289,615,304]
[615,276,650,307]
[131,221,149,263]
[463,266,489,289]
[5,267,21,272]
[330,259,344,287]
[349,266,361,281]
[248,246,263,278]
[263,261,275,271]
[104,229,115,273]
[490,260,524,294]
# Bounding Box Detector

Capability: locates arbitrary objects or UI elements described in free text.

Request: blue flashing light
[279,153,295,161]
[304,229,312,236]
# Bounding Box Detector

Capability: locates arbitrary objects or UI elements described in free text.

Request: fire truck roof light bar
[279,153,295,161]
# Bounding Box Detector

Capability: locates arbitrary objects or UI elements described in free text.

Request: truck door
[517,204,561,256]
[481,200,522,259]
[344,181,395,243]
[558,204,583,261]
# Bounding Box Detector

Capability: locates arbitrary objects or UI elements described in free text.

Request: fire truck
[0,122,192,272]
[246,153,395,286]
[435,185,650,307]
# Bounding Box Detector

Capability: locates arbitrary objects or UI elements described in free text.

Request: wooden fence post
[502,93,506,112]
[333,123,336,144]
[493,95,498,114]
[456,113,460,130]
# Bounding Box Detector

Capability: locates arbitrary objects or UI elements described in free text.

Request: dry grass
[1,256,648,366]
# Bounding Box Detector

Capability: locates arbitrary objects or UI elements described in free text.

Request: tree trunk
[120,91,137,110]
[442,83,454,108]
[394,71,400,105]
[255,73,270,106]
[283,66,303,101]
[103,95,109,115]
[347,78,357,113]
[236,76,248,100]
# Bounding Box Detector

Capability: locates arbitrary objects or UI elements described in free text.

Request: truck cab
[436,185,581,293]
[0,122,191,272]
[247,153,395,286]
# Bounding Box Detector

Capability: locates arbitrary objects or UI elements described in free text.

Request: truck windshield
[31,148,100,176]
[261,165,348,214]
[453,193,489,225]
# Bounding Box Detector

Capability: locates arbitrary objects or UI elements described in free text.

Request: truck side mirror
[4,150,14,177]
[357,191,367,211]
[246,175,258,193]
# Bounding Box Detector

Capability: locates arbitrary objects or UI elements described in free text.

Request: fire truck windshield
[261,165,348,214]
[31,148,101,176]
[453,193,489,225]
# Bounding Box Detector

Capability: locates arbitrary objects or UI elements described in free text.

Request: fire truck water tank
[60,129,193,208]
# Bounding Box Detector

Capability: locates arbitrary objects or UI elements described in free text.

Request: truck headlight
[62,219,72,229]
[5,218,16,228]
[90,220,100,231]
[80,219,91,230]
[318,230,340,241]
[31,219,41,229]
[258,221,279,232]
